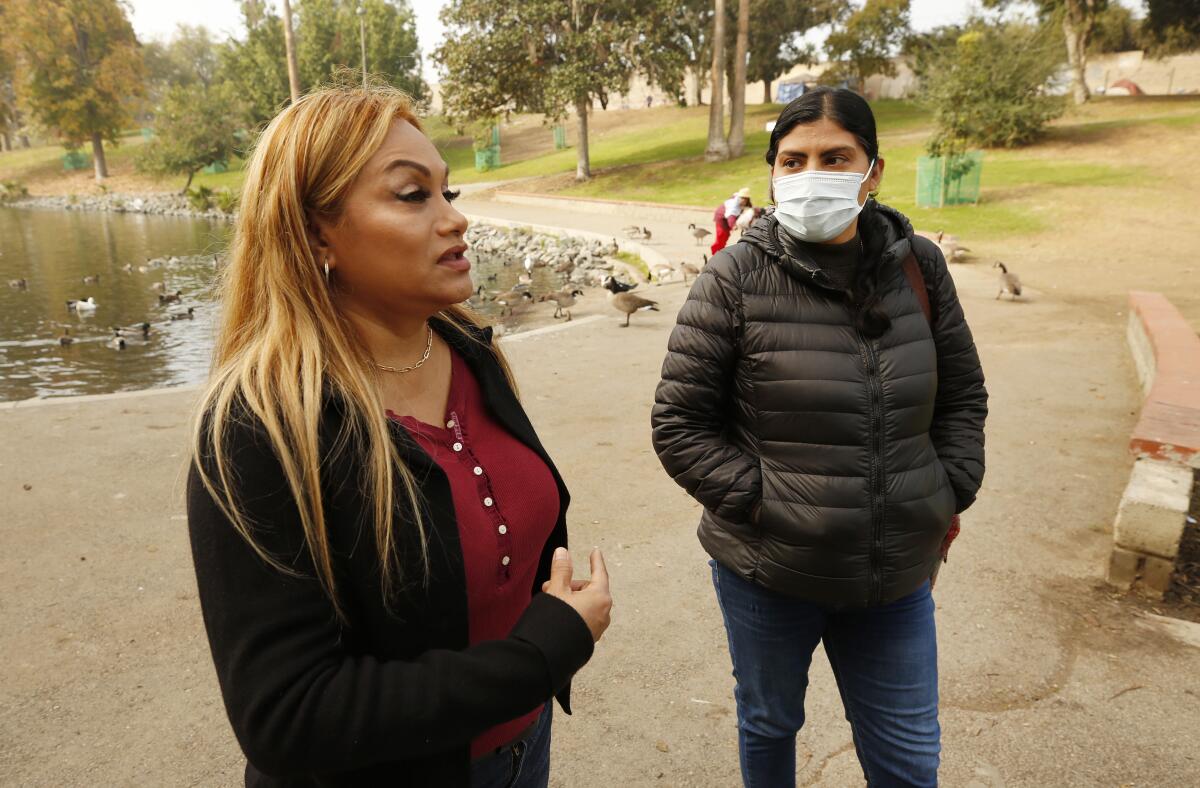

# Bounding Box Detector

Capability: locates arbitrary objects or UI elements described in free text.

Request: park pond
[0,205,603,402]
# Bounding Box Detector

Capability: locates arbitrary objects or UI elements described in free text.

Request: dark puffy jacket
[651,204,987,608]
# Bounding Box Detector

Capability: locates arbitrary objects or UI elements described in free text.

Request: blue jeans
[469,702,552,788]
[711,560,940,787]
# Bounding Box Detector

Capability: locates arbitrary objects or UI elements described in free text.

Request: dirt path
[2,195,1199,786]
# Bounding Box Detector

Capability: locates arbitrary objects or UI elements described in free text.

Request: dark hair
[767,87,891,338]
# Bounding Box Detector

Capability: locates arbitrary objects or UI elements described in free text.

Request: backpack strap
[901,252,934,328]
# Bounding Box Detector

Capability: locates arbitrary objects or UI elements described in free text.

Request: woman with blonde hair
[187,85,611,788]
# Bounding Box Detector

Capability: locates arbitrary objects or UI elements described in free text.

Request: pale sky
[127,0,1144,83]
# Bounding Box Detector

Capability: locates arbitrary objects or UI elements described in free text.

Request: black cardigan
[186,320,594,787]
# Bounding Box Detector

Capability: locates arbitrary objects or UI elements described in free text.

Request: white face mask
[772,160,876,243]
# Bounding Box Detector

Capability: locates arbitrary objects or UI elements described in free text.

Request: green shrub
[186,185,214,211]
[212,188,240,214]
[917,21,1066,156]
[0,180,29,202]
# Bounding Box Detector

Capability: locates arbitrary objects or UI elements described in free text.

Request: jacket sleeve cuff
[510,593,594,698]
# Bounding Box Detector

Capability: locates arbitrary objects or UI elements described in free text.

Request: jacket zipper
[859,331,886,605]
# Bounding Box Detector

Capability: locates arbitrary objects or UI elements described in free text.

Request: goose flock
[4,255,206,352]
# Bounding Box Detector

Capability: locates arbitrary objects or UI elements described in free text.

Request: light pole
[357,4,368,89]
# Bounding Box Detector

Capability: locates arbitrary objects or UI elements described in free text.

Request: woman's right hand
[542,547,612,643]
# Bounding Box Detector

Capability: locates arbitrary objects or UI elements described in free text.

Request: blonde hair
[192,84,506,617]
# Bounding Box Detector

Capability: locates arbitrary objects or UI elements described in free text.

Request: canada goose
[540,288,584,320]
[917,230,971,262]
[493,289,533,317]
[638,226,652,241]
[106,330,127,350]
[159,290,183,305]
[58,328,74,346]
[622,225,642,238]
[150,282,166,293]
[517,273,533,287]
[649,263,674,283]
[603,277,659,327]
[9,278,28,289]
[82,274,100,285]
[67,297,97,312]
[601,275,637,294]
[554,259,576,277]
[680,259,703,282]
[121,263,134,273]
[688,223,711,244]
[168,305,196,320]
[994,262,1022,300]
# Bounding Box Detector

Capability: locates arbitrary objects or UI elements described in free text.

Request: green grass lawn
[7,96,1197,244]
[534,97,1198,240]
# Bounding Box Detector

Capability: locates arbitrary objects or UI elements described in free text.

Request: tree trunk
[1063,0,1094,105]
[281,0,301,102]
[91,132,108,181]
[726,0,750,157]
[182,170,196,194]
[705,0,729,162]
[1,132,9,152]
[691,65,705,107]
[574,97,591,181]
[20,134,31,148]
[764,79,772,104]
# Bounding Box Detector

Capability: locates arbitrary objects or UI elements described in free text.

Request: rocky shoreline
[8,191,233,221]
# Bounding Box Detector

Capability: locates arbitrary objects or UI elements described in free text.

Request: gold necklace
[375,325,434,374]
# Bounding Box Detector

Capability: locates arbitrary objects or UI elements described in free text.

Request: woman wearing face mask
[187,85,611,788]
[651,87,987,787]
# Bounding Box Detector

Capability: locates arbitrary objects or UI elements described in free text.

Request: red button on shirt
[389,349,560,758]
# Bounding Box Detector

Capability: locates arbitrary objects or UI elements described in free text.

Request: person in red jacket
[711,187,752,254]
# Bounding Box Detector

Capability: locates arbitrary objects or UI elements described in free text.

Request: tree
[1060,0,1100,104]
[136,82,246,192]
[747,0,844,103]
[985,0,1103,105]
[726,0,750,157]
[142,24,224,121]
[219,3,292,125]
[919,20,1065,155]
[1089,3,1139,53]
[823,0,911,92]
[704,0,730,161]
[674,1,715,106]
[295,0,424,101]
[9,0,145,181]
[1141,0,1200,56]
[436,1,674,181]
[281,0,301,102]
[0,5,20,151]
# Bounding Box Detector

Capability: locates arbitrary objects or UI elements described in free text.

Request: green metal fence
[916,152,983,208]
[474,146,501,172]
[62,150,90,171]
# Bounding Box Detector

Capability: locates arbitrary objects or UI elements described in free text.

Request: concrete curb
[491,191,711,225]
[0,383,202,410]
[1107,290,1200,597]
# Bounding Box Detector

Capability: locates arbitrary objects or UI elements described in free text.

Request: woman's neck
[339,300,434,370]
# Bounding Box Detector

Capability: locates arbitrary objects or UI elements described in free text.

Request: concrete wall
[1087,50,1200,95]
